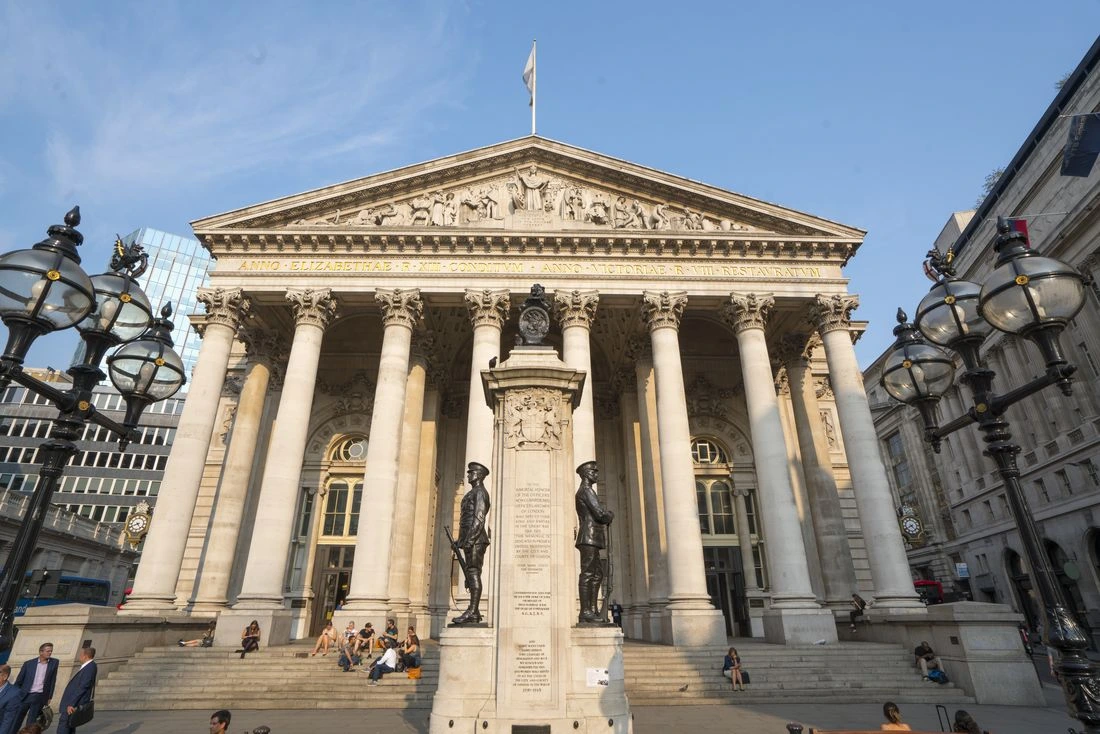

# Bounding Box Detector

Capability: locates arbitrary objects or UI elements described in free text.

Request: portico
[122,136,923,646]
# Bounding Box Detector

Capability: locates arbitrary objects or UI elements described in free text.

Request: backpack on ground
[928,668,949,684]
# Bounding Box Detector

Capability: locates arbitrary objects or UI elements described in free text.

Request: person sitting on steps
[850,593,867,632]
[914,640,944,680]
[722,647,744,691]
[311,621,337,656]
[178,620,216,648]
[237,620,260,659]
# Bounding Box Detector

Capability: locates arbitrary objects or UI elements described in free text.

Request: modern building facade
[864,37,1100,647]
[121,136,927,646]
[73,228,214,380]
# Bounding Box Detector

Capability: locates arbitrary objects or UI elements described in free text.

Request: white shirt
[31,659,49,693]
[379,648,399,669]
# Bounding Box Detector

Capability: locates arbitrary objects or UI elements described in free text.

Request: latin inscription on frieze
[233,258,825,279]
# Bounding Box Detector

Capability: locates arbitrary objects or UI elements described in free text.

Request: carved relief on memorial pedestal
[503,389,563,450]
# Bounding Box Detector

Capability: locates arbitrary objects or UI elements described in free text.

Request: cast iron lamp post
[881,218,1099,733]
[0,208,186,652]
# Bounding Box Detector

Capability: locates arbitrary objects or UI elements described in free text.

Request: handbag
[740,669,750,685]
[68,701,95,727]
[68,676,97,727]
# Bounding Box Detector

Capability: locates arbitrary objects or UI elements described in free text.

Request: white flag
[522,43,535,106]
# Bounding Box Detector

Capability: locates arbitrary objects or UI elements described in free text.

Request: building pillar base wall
[762,607,839,645]
[835,601,1043,706]
[215,608,294,648]
[664,605,728,647]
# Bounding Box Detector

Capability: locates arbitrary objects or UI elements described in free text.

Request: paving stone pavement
[77,684,1080,734]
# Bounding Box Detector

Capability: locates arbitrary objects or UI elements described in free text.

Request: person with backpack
[914,640,944,681]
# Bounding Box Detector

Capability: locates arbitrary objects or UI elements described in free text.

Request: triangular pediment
[192,137,863,241]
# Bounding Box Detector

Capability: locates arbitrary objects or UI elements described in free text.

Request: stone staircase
[96,638,972,711]
[622,639,973,706]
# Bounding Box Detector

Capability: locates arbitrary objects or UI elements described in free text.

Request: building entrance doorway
[704,545,748,637]
[310,544,355,637]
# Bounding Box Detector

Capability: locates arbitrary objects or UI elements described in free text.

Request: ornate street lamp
[0,209,186,652]
[882,218,1098,733]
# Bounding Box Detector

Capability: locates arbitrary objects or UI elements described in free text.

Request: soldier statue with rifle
[446,461,491,624]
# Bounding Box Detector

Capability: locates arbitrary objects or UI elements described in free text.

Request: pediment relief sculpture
[286,163,758,234]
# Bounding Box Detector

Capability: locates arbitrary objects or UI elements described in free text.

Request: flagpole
[531,39,537,136]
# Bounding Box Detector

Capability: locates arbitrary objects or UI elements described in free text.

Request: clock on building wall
[897,503,925,542]
[125,500,153,549]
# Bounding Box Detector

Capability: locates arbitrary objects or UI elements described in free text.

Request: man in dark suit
[0,664,26,734]
[15,642,58,728]
[57,646,96,734]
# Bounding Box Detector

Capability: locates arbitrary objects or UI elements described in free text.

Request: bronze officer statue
[575,460,614,624]
[451,461,491,624]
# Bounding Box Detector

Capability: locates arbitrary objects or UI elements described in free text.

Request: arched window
[330,435,367,462]
[692,438,734,535]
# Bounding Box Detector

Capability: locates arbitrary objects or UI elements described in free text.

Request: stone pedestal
[212,608,294,650]
[429,346,630,734]
[762,606,838,645]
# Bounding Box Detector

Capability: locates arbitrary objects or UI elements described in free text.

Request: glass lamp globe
[77,272,153,341]
[108,337,185,403]
[0,208,96,346]
[915,277,994,347]
[979,253,1086,335]
[881,310,956,406]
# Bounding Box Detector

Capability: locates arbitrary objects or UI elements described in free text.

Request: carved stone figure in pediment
[506,182,525,213]
[561,187,585,221]
[430,191,447,226]
[586,196,611,225]
[357,203,402,226]
[515,164,549,211]
[681,207,705,231]
[409,195,432,225]
[649,203,670,230]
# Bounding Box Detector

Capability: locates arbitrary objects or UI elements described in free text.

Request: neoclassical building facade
[121,137,922,644]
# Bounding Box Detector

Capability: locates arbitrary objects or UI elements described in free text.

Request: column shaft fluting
[812,294,923,609]
[191,331,279,610]
[724,296,817,607]
[642,292,711,607]
[234,289,337,608]
[618,381,651,628]
[125,288,249,611]
[633,350,668,607]
[346,289,423,614]
[732,490,759,592]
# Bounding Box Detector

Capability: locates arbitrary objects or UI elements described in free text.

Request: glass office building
[73,228,214,382]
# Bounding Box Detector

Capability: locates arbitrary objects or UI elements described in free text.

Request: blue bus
[0,574,112,663]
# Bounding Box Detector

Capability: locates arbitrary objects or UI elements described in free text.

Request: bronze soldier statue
[574,460,614,625]
[452,461,491,624]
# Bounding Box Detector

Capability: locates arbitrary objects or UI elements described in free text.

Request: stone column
[731,487,759,592]
[463,289,510,470]
[617,375,650,639]
[408,379,441,632]
[554,289,599,465]
[342,289,424,626]
[810,294,924,611]
[641,291,726,646]
[722,295,818,607]
[386,328,434,621]
[230,289,338,632]
[190,327,285,612]
[629,337,670,641]
[776,334,858,609]
[124,288,250,612]
[722,293,836,644]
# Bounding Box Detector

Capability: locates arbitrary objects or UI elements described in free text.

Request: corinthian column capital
[773,333,817,368]
[810,293,860,334]
[641,290,687,331]
[464,289,510,329]
[238,326,288,369]
[196,287,251,333]
[721,293,775,333]
[553,289,599,329]
[286,288,339,329]
[376,288,424,330]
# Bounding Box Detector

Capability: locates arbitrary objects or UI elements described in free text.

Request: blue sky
[1,2,1098,370]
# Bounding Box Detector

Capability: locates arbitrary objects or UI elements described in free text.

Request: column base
[871,594,930,614]
[118,595,181,614]
[215,608,295,647]
[664,603,727,647]
[332,600,390,639]
[187,599,230,614]
[762,606,838,645]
